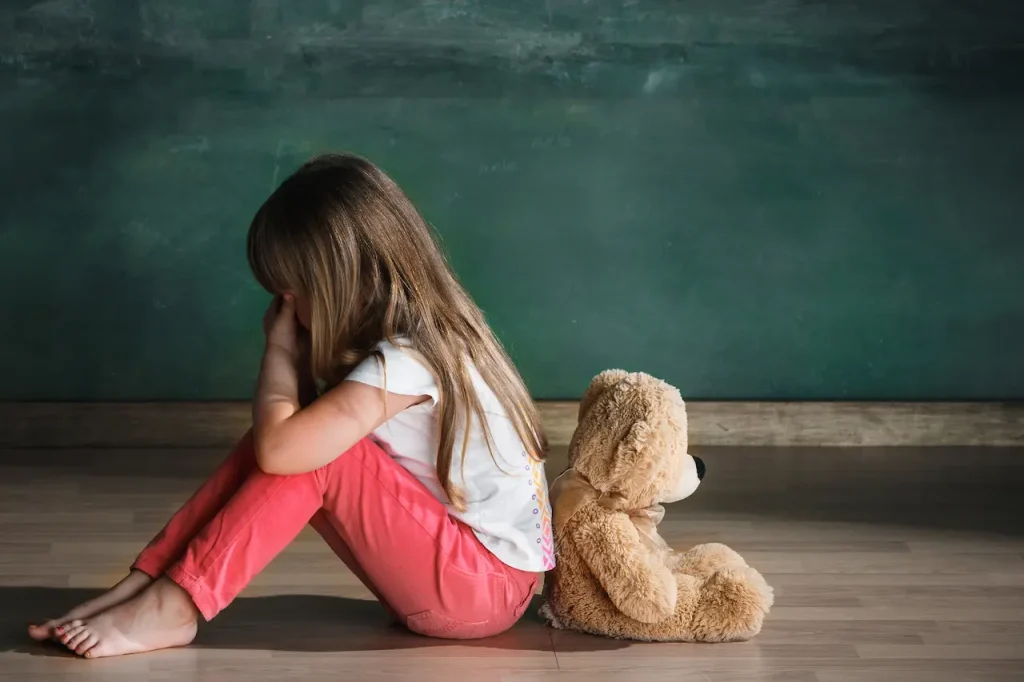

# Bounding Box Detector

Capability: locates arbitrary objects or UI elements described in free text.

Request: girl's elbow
[254,451,278,475]
[254,438,316,476]
[256,456,284,475]
[254,437,290,475]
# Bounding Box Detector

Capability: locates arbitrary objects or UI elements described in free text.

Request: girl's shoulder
[346,337,440,403]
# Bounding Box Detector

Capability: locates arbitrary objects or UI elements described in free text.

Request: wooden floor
[1,445,1023,681]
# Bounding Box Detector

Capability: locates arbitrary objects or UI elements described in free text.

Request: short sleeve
[344,340,440,404]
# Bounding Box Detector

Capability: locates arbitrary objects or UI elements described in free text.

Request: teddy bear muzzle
[661,454,705,504]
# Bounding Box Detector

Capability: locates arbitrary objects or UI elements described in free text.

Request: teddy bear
[538,369,773,642]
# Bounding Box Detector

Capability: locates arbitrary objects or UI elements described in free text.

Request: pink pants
[131,431,540,639]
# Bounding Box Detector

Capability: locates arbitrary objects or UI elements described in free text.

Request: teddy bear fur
[538,369,774,642]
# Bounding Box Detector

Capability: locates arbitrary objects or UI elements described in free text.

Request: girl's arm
[253,295,427,475]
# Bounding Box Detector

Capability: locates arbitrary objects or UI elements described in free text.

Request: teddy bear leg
[688,565,774,643]
[673,542,747,577]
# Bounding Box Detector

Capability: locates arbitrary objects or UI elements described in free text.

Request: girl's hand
[263,295,301,358]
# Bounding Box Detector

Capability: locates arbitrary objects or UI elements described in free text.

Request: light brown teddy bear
[539,369,773,642]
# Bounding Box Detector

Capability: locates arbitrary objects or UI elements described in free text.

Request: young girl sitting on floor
[29,153,554,658]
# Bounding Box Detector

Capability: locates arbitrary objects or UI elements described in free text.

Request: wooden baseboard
[1,401,1022,448]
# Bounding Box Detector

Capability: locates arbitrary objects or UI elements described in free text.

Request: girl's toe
[67,628,92,651]
[78,633,100,656]
[59,623,85,646]
[28,621,56,640]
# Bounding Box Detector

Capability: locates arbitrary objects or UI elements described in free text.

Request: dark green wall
[2,1,1023,401]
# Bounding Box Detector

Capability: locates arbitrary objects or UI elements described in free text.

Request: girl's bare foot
[56,577,199,658]
[28,570,154,641]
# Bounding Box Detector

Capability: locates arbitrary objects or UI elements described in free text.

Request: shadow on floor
[1,588,626,656]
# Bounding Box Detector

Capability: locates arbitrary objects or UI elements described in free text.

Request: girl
[28,153,554,658]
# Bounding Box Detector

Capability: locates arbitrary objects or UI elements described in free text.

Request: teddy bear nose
[693,456,706,480]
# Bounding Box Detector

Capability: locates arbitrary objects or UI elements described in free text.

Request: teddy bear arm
[574,513,677,624]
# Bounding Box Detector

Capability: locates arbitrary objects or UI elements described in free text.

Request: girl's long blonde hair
[247,153,546,506]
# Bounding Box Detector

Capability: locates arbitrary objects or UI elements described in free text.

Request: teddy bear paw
[689,565,774,643]
[537,602,566,630]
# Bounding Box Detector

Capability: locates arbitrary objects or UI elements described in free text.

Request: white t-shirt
[344,339,554,572]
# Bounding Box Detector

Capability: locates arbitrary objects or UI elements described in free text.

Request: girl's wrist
[265,340,301,362]
[258,344,300,396]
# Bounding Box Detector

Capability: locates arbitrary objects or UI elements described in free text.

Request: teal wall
[1,1,1022,400]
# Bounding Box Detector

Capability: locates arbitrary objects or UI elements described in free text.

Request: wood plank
[2,446,1023,680]
[1,400,1022,448]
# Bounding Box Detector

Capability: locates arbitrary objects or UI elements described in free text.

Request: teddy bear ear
[578,369,630,423]
[602,418,661,492]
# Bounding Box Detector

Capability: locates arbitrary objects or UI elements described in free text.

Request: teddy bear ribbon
[549,468,672,558]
